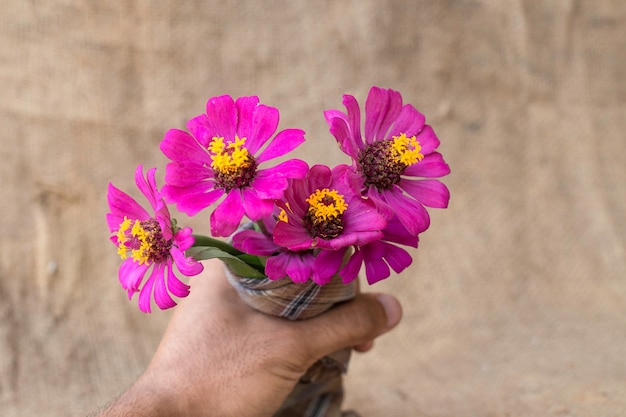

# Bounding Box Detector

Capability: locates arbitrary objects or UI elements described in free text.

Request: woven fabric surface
[1,1,625,416]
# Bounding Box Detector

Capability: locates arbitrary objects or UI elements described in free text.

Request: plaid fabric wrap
[224,265,359,417]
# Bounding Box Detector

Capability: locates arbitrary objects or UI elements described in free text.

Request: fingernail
[375,294,402,328]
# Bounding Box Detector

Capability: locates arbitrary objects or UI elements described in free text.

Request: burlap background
[1,1,624,416]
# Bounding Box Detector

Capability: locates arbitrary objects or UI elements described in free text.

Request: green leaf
[237,253,266,269]
[187,246,266,278]
[191,234,243,256]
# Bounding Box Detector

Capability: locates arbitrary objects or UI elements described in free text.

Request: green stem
[191,234,244,256]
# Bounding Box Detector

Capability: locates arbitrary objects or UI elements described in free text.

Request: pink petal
[327,116,360,158]
[281,179,309,216]
[161,162,215,187]
[256,128,306,163]
[312,248,346,285]
[166,260,192,298]
[308,164,332,193]
[138,270,156,313]
[234,96,260,142]
[398,179,450,208]
[133,166,159,212]
[241,187,275,220]
[162,173,215,196]
[232,229,278,256]
[260,213,278,235]
[186,114,213,147]
[273,220,314,251]
[364,255,391,285]
[382,216,419,248]
[163,161,213,188]
[171,246,203,277]
[323,109,347,125]
[388,104,426,139]
[172,227,196,252]
[265,253,289,280]
[250,169,289,199]
[210,190,245,237]
[152,263,177,310]
[106,183,150,231]
[414,125,440,154]
[340,249,363,284]
[246,104,279,155]
[155,209,173,241]
[358,242,393,284]
[119,258,149,296]
[381,242,413,275]
[364,87,387,142]
[366,186,395,220]
[365,87,402,143]
[343,94,363,146]
[271,159,309,179]
[332,164,363,195]
[286,254,314,283]
[205,95,237,140]
[403,152,451,178]
[383,187,430,235]
[327,230,383,250]
[163,185,224,217]
[160,129,212,165]
[342,199,387,234]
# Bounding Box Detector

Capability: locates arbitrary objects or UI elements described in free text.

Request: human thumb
[298,293,402,360]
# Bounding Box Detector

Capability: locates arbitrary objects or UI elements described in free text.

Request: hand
[95,259,402,417]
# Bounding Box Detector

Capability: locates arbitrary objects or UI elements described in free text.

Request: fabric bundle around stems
[223,264,358,417]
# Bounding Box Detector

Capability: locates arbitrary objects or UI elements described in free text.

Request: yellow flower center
[306,188,348,223]
[278,203,291,223]
[116,217,133,258]
[209,135,252,174]
[208,135,257,191]
[303,188,348,240]
[116,216,171,265]
[390,133,424,166]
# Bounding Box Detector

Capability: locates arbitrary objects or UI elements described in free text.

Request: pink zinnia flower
[160,95,308,237]
[106,165,203,313]
[324,86,451,235]
[273,164,387,284]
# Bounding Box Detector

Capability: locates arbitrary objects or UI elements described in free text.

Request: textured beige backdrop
[1,1,625,416]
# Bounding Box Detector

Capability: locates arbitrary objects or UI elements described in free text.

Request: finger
[169,259,247,324]
[185,259,241,301]
[296,293,402,360]
[353,339,375,353]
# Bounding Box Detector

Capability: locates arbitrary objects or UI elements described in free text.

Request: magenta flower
[339,216,418,285]
[160,95,308,237]
[106,165,203,313]
[273,164,387,284]
[324,86,451,235]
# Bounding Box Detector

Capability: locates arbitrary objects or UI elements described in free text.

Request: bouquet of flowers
[106,86,450,416]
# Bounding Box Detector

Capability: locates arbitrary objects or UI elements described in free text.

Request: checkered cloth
[224,265,359,417]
